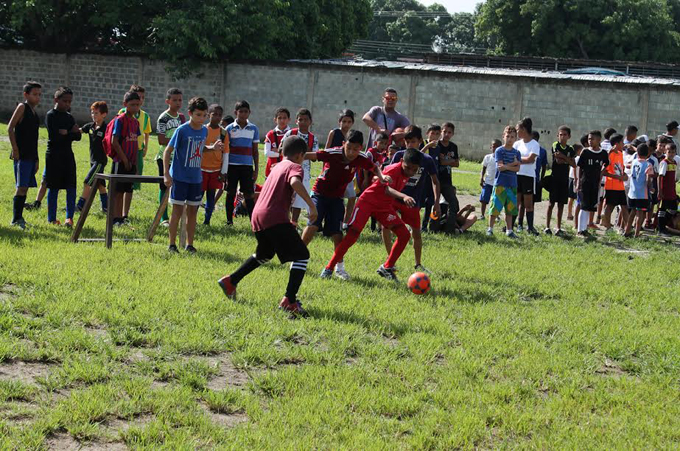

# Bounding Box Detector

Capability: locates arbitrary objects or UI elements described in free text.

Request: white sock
[335,261,345,271]
[578,210,590,232]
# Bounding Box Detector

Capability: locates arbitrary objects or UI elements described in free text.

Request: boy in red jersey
[323,148,423,282]
[264,107,291,177]
[300,130,381,280]
[218,136,317,318]
[658,143,679,234]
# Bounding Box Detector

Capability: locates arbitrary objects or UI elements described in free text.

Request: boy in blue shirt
[624,143,655,238]
[487,126,521,238]
[163,97,223,253]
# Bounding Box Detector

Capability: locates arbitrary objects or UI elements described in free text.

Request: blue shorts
[311,193,344,236]
[170,180,203,206]
[480,183,493,204]
[14,160,38,188]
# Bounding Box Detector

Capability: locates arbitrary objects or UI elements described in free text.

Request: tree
[476,0,680,62]
[438,12,481,52]
[369,0,452,47]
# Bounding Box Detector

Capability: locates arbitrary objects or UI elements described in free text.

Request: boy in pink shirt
[218,136,317,317]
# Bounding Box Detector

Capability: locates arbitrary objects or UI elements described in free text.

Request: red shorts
[347,198,404,232]
[393,202,421,230]
[201,171,222,191]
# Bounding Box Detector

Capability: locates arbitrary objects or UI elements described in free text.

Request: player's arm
[112,132,131,170]
[157,120,170,146]
[143,120,151,156]
[371,163,387,184]
[7,103,25,160]
[252,140,259,181]
[162,144,174,187]
[264,137,279,158]
[540,158,547,178]
[304,152,318,161]
[440,153,459,168]
[430,173,441,216]
[521,153,537,164]
[291,176,317,223]
[385,186,415,207]
[324,130,334,150]
[480,165,487,187]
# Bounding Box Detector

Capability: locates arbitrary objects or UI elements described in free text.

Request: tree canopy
[0,0,372,75]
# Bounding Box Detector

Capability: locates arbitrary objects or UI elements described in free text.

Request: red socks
[385,224,410,268]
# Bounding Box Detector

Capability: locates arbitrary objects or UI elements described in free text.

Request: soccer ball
[408,272,431,295]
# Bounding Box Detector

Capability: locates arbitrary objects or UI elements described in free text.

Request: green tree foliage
[0,0,372,74]
[476,0,680,62]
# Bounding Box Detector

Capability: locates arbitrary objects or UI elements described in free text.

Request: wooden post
[70,177,99,243]
[147,188,170,242]
[105,180,116,249]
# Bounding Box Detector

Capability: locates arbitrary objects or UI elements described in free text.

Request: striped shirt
[112,114,141,163]
[226,120,259,166]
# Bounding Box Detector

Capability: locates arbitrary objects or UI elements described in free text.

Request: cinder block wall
[1,48,677,160]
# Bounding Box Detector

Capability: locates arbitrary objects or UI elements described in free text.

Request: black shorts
[157,159,166,191]
[660,199,678,212]
[255,223,310,264]
[568,178,577,199]
[311,193,344,236]
[628,198,649,212]
[85,162,106,188]
[658,201,678,231]
[517,175,535,195]
[111,162,137,193]
[605,190,627,207]
[549,179,569,205]
[533,185,543,203]
[226,165,254,195]
[578,187,599,212]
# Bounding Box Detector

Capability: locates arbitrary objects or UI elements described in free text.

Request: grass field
[1,124,679,449]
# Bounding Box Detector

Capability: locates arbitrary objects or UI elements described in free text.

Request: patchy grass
[1,123,679,448]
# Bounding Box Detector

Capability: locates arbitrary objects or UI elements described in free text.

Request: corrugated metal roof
[289,58,680,87]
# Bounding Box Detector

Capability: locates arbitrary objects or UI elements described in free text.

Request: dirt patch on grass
[0,283,18,302]
[104,413,155,436]
[205,354,249,391]
[0,360,54,385]
[596,358,628,377]
[208,410,248,428]
[45,433,127,451]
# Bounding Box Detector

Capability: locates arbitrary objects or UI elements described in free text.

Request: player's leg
[324,200,371,273]
[524,187,537,233]
[224,168,239,224]
[487,186,502,234]
[220,229,277,298]
[12,160,33,226]
[546,202,554,231]
[65,187,76,223]
[301,194,324,245]
[168,181,187,249]
[204,189,215,225]
[240,166,256,217]
[556,203,564,232]
[47,188,59,224]
[185,205,199,247]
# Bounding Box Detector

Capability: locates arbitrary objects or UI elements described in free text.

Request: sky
[419,0,481,13]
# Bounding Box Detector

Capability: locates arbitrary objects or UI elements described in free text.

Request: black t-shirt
[15,101,40,160]
[81,121,108,165]
[432,141,458,185]
[45,109,80,157]
[329,128,345,148]
[577,148,609,193]
[551,142,575,181]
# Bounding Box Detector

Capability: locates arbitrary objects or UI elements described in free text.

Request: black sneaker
[544,228,553,235]
[527,227,540,236]
[168,244,179,253]
[377,264,398,282]
[25,200,40,211]
[226,220,234,226]
[185,245,197,254]
[576,231,591,239]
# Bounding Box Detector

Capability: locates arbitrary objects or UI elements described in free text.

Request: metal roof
[289,58,680,87]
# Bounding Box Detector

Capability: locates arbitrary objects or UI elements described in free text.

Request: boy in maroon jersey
[300,130,382,280]
[264,107,291,177]
[658,143,679,234]
[322,148,423,282]
[218,136,317,318]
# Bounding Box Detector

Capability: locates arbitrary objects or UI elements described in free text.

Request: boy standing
[76,101,109,214]
[8,81,41,228]
[480,139,502,220]
[625,143,655,237]
[601,134,629,230]
[164,97,216,253]
[324,149,422,282]
[156,88,186,226]
[283,109,318,226]
[387,126,440,274]
[44,87,82,226]
[431,122,460,219]
[225,100,259,225]
[487,126,521,238]
[110,91,141,227]
[119,85,152,222]
[545,126,576,236]
[201,104,229,226]
[264,107,291,177]
[301,130,380,280]
[657,143,678,234]
[575,131,609,238]
[217,136,317,317]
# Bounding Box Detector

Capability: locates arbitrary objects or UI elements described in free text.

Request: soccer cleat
[576,231,591,239]
[506,231,519,239]
[320,268,333,279]
[527,227,540,236]
[279,297,309,318]
[10,219,26,230]
[160,220,170,227]
[217,275,237,298]
[377,264,398,282]
[64,218,74,228]
[516,225,524,232]
[544,228,553,235]
[185,245,197,254]
[555,229,566,238]
[480,215,486,221]
[414,264,431,275]
[226,220,234,227]
[486,229,493,236]
[334,263,350,281]
[48,220,61,226]
[168,244,179,253]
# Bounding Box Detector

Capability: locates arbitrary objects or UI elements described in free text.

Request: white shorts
[344,181,356,199]
[292,163,311,211]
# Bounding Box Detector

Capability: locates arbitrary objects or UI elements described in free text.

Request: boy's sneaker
[320,268,333,279]
[10,219,27,230]
[279,297,309,318]
[217,275,237,298]
[168,244,179,253]
[334,262,350,280]
[576,230,591,239]
[64,218,74,228]
[516,225,524,232]
[544,228,552,235]
[555,229,566,237]
[377,265,398,282]
[480,215,486,221]
[506,230,518,239]
[486,228,493,236]
[101,207,108,214]
[160,220,169,227]
[226,220,234,227]
[49,220,61,226]
[341,223,349,232]
[414,264,431,275]
[185,245,197,254]
[527,227,539,236]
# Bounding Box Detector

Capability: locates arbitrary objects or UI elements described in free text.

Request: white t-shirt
[623,152,636,190]
[482,153,497,185]
[513,139,540,178]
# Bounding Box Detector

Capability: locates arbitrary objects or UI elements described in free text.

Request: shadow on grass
[310,306,440,337]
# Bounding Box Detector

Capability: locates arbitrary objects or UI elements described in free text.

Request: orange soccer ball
[407,272,431,295]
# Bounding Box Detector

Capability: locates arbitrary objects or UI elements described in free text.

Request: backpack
[102,113,128,159]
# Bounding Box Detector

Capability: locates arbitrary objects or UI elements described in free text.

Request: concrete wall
[1,48,678,160]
